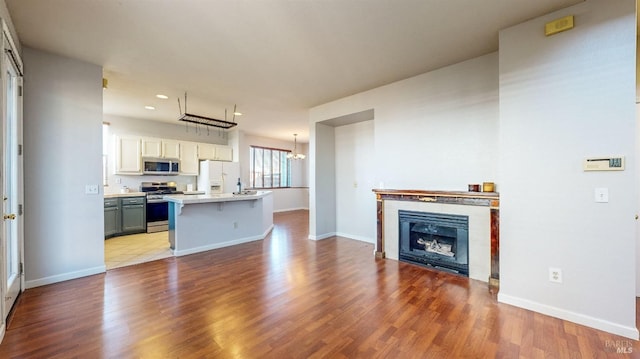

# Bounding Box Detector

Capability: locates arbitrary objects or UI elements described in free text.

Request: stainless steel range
[140,181,183,233]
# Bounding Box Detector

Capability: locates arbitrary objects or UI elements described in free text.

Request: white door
[2,34,23,319]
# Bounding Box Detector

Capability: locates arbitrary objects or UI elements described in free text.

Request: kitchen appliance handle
[123,204,145,208]
[147,199,168,204]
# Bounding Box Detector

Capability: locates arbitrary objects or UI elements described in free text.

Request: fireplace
[399,210,469,276]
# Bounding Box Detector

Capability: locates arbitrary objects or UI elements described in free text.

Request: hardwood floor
[0,210,636,357]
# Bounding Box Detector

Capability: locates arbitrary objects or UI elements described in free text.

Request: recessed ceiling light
[233,112,243,116]
[145,106,156,110]
[156,94,169,99]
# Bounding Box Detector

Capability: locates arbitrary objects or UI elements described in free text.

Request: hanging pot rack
[177,92,238,129]
[178,112,237,129]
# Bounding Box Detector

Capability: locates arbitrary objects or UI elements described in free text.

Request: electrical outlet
[549,267,562,283]
[594,188,609,203]
[115,178,122,184]
[85,184,99,195]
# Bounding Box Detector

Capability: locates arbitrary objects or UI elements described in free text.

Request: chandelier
[286,134,305,160]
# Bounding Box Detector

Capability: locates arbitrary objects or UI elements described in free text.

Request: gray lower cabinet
[121,197,146,234]
[104,198,121,238]
[105,196,146,239]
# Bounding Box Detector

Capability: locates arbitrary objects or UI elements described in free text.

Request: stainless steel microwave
[142,158,180,175]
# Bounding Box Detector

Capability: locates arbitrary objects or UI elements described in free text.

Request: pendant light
[286,134,305,160]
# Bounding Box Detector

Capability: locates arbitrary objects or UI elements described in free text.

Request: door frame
[0,18,24,343]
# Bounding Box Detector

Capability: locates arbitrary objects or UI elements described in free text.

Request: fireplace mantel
[373,189,500,288]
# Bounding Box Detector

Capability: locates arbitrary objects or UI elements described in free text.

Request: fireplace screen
[398,210,469,276]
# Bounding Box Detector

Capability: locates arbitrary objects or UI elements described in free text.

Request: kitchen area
[102,116,253,269]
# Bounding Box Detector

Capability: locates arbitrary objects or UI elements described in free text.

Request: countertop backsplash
[104,174,197,195]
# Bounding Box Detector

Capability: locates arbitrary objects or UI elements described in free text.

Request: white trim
[335,232,374,244]
[498,293,640,340]
[273,207,309,213]
[173,225,274,257]
[25,266,106,289]
[308,232,336,241]
[2,20,21,74]
[0,322,5,345]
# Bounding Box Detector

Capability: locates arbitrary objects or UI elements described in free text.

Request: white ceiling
[6,0,583,142]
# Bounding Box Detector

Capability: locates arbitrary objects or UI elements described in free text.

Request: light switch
[594,188,608,203]
[85,184,99,195]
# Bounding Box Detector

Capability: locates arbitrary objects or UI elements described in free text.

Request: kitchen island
[164,191,273,256]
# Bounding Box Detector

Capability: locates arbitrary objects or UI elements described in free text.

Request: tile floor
[104,231,173,270]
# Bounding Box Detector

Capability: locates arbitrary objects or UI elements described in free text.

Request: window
[250,146,291,188]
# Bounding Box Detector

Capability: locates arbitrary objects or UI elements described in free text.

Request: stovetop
[140,182,183,198]
[144,189,183,195]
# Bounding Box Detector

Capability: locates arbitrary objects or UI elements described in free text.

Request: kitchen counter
[104,192,146,198]
[181,190,205,195]
[163,191,271,206]
[166,191,273,256]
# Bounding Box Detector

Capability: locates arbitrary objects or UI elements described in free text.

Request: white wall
[105,114,229,145]
[498,0,637,339]
[308,0,638,339]
[309,52,498,240]
[242,133,309,212]
[335,120,376,243]
[310,122,337,239]
[23,47,105,287]
[637,104,640,296]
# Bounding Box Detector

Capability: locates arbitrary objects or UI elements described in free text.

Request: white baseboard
[0,322,5,345]
[274,207,309,213]
[25,265,106,289]
[335,232,374,244]
[498,293,640,340]
[308,232,336,241]
[174,225,274,257]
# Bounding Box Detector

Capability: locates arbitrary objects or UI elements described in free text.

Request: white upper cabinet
[162,139,180,159]
[179,141,199,175]
[198,143,232,161]
[215,145,233,161]
[115,135,232,176]
[141,137,162,158]
[116,136,142,174]
[198,144,216,160]
[142,137,180,159]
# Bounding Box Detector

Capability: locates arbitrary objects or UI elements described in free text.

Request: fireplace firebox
[399,210,469,276]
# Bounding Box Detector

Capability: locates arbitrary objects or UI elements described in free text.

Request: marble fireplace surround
[373,189,499,287]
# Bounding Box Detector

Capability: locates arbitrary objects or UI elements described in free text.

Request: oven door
[146,199,169,232]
